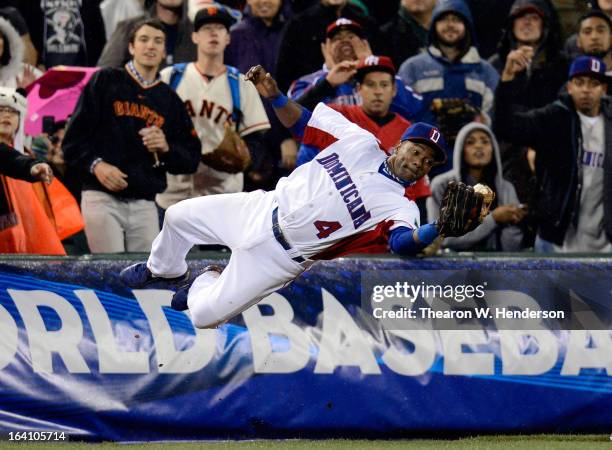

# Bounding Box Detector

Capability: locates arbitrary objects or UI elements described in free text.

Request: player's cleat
[120,262,191,289]
[171,265,223,311]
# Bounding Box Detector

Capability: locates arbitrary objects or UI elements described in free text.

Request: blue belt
[272,207,306,263]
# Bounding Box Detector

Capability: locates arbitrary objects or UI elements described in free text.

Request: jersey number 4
[314,220,342,239]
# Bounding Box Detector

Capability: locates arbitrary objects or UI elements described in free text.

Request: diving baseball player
[120,66,489,329]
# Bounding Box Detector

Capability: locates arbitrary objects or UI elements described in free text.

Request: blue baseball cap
[400,122,447,165]
[568,56,607,82]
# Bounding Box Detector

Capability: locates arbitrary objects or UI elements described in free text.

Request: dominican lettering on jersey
[582,149,604,168]
[113,101,165,128]
[316,153,371,229]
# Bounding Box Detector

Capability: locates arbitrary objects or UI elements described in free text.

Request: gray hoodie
[427,122,523,251]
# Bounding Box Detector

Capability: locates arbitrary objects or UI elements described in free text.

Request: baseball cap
[510,3,546,20]
[568,55,608,81]
[325,18,365,39]
[578,10,612,32]
[355,55,396,82]
[400,122,447,164]
[194,5,236,31]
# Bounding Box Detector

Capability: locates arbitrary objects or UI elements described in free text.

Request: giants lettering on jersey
[113,101,165,127]
[316,153,371,229]
[184,99,232,125]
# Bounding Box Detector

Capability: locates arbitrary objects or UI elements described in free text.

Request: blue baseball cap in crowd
[400,122,447,165]
[568,56,607,82]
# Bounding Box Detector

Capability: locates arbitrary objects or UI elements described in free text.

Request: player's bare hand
[492,204,527,224]
[30,162,54,184]
[501,46,534,81]
[93,161,128,192]
[326,60,358,87]
[246,65,281,99]
[139,126,169,153]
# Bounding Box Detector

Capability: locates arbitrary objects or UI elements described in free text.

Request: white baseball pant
[147,190,308,328]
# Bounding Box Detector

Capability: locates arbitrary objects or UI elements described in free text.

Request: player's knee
[163,203,184,230]
[190,309,220,329]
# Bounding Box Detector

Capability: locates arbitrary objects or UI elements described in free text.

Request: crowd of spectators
[0,0,610,256]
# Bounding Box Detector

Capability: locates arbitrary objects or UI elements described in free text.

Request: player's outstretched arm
[245,65,311,138]
[389,223,440,255]
[390,181,495,255]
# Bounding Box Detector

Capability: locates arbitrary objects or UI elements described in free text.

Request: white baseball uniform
[156,63,270,209]
[147,103,420,328]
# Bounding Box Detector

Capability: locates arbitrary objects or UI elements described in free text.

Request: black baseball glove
[437,181,485,237]
[431,98,479,143]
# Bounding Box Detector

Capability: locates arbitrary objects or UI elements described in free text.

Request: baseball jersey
[275,103,421,259]
[330,105,431,200]
[156,63,270,208]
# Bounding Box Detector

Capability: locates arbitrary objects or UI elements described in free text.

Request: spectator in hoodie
[427,122,525,251]
[489,0,568,109]
[398,0,499,177]
[488,0,568,247]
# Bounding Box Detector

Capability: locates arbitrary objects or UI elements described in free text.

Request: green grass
[0,435,610,450]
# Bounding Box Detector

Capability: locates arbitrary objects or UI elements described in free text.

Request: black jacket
[0,143,38,181]
[63,67,201,201]
[377,6,427,69]
[488,0,568,110]
[494,79,612,245]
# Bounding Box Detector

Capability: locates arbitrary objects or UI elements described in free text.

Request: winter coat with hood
[397,0,499,174]
[494,77,612,246]
[488,0,568,110]
[0,17,41,88]
[427,122,523,251]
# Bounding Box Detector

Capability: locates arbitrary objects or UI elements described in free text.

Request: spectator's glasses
[0,106,19,116]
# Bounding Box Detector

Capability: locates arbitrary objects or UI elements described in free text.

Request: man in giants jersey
[156,5,270,213]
